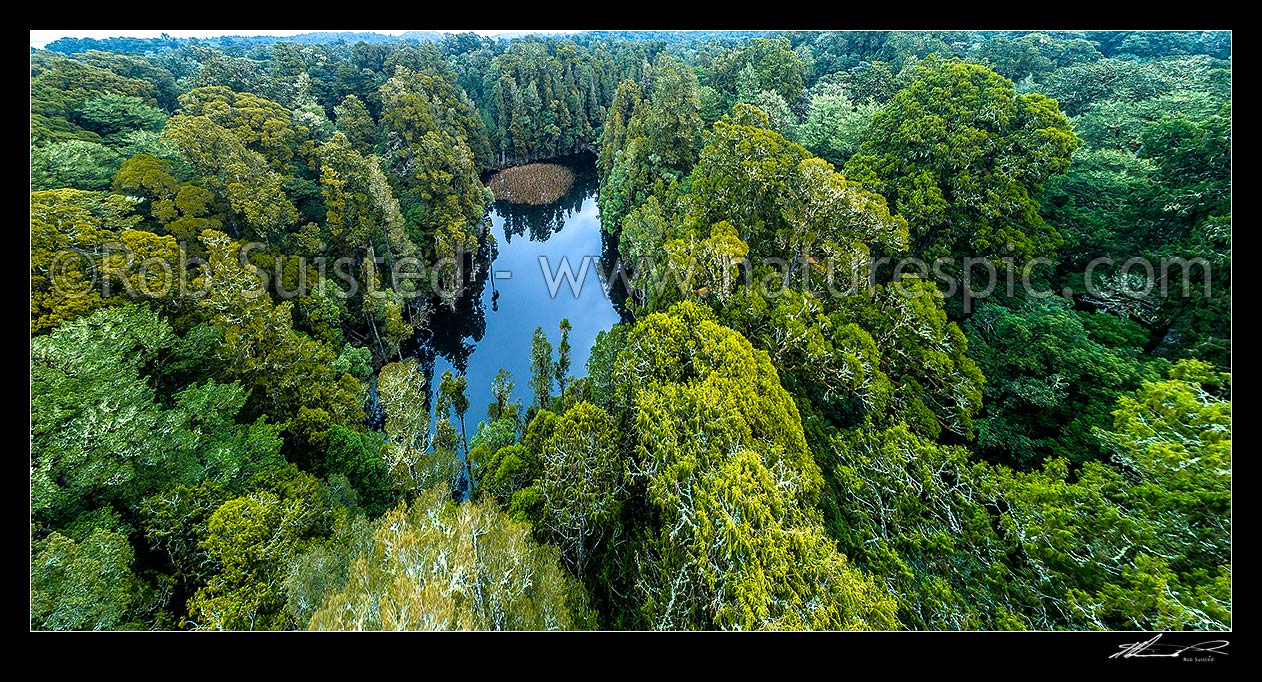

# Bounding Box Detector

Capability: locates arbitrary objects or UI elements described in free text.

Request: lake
[419,153,626,435]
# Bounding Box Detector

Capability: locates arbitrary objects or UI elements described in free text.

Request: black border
[26,12,1236,671]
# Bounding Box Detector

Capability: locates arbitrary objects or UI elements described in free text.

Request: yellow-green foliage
[308,487,592,630]
[616,302,898,630]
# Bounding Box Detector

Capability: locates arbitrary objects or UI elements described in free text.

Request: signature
[1111,634,1230,659]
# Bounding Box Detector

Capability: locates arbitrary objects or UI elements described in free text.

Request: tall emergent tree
[554,318,572,399]
[530,326,553,411]
[607,302,899,630]
[845,57,1080,266]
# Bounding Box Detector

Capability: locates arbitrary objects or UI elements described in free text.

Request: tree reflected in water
[497,154,599,244]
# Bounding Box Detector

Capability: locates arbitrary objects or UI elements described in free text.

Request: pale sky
[30,29,576,49]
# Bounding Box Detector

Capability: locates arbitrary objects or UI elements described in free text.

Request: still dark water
[419,154,626,431]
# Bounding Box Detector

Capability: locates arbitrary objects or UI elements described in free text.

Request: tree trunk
[576,518,585,580]
[782,249,802,289]
[368,312,386,364]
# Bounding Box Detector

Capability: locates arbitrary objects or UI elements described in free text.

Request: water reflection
[397,222,495,415]
[496,156,599,244]
[411,153,624,427]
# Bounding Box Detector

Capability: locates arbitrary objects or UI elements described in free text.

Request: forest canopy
[30,29,1229,632]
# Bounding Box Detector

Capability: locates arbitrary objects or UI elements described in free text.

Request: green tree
[597,56,702,236]
[30,188,193,334]
[281,512,375,628]
[32,138,125,191]
[164,113,298,242]
[32,529,139,630]
[833,276,983,438]
[707,37,805,110]
[471,418,519,457]
[975,34,1055,81]
[318,131,416,259]
[377,359,458,496]
[609,302,898,630]
[32,140,123,190]
[316,131,420,363]
[140,481,230,609]
[827,425,1024,629]
[1104,359,1231,592]
[554,318,573,399]
[32,302,286,527]
[73,93,166,142]
[308,488,592,630]
[185,466,334,630]
[1135,106,1231,363]
[175,86,309,169]
[76,49,180,110]
[1034,55,1229,118]
[796,82,880,167]
[829,61,906,107]
[333,94,378,152]
[189,46,288,105]
[585,324,629,413]
[111,153,224,240]
[537,402,621,578]
[965,300,1158,467]
[530,326,554,410]
[438,369,471,458]
[472,442,542,515]
[325,425,393,516]
[379,65,490,240]
[845,57,1080,264]
[598,79,642,177]
[682,110,813,254]
[32,305,182,523]
[488,368,516,420]
[1037,58,1229,365]
[617,102,976,448]
[195,230,364,426]
[31,52,157,145]
[753,90,797,138]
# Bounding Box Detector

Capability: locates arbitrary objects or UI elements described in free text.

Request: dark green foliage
[975,33,1101,82]
[585,324,628,412]
[481,40,609,167]
[74,94,167,141]
[28,30,1231,633]
[140,481,230,605]
[828,425,1020,628]
[32,141,122,191]
[333,94,378,151]
[603,302,898,629]
[845,57,1080,265]
[597,55,703,236]
[325,426,393,516]
[965,300,1160,468]
[796,82,880,167]
[1033,55,1229,117]
[185,465,339,630]
[554,318,573,399]
[379,65,489,253]
[32,529,140,630]
[529,326,554,411]
[705,37,806,111]
[31,305,282,527]
[31,52,158,145]
[1038,55,1230,365]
